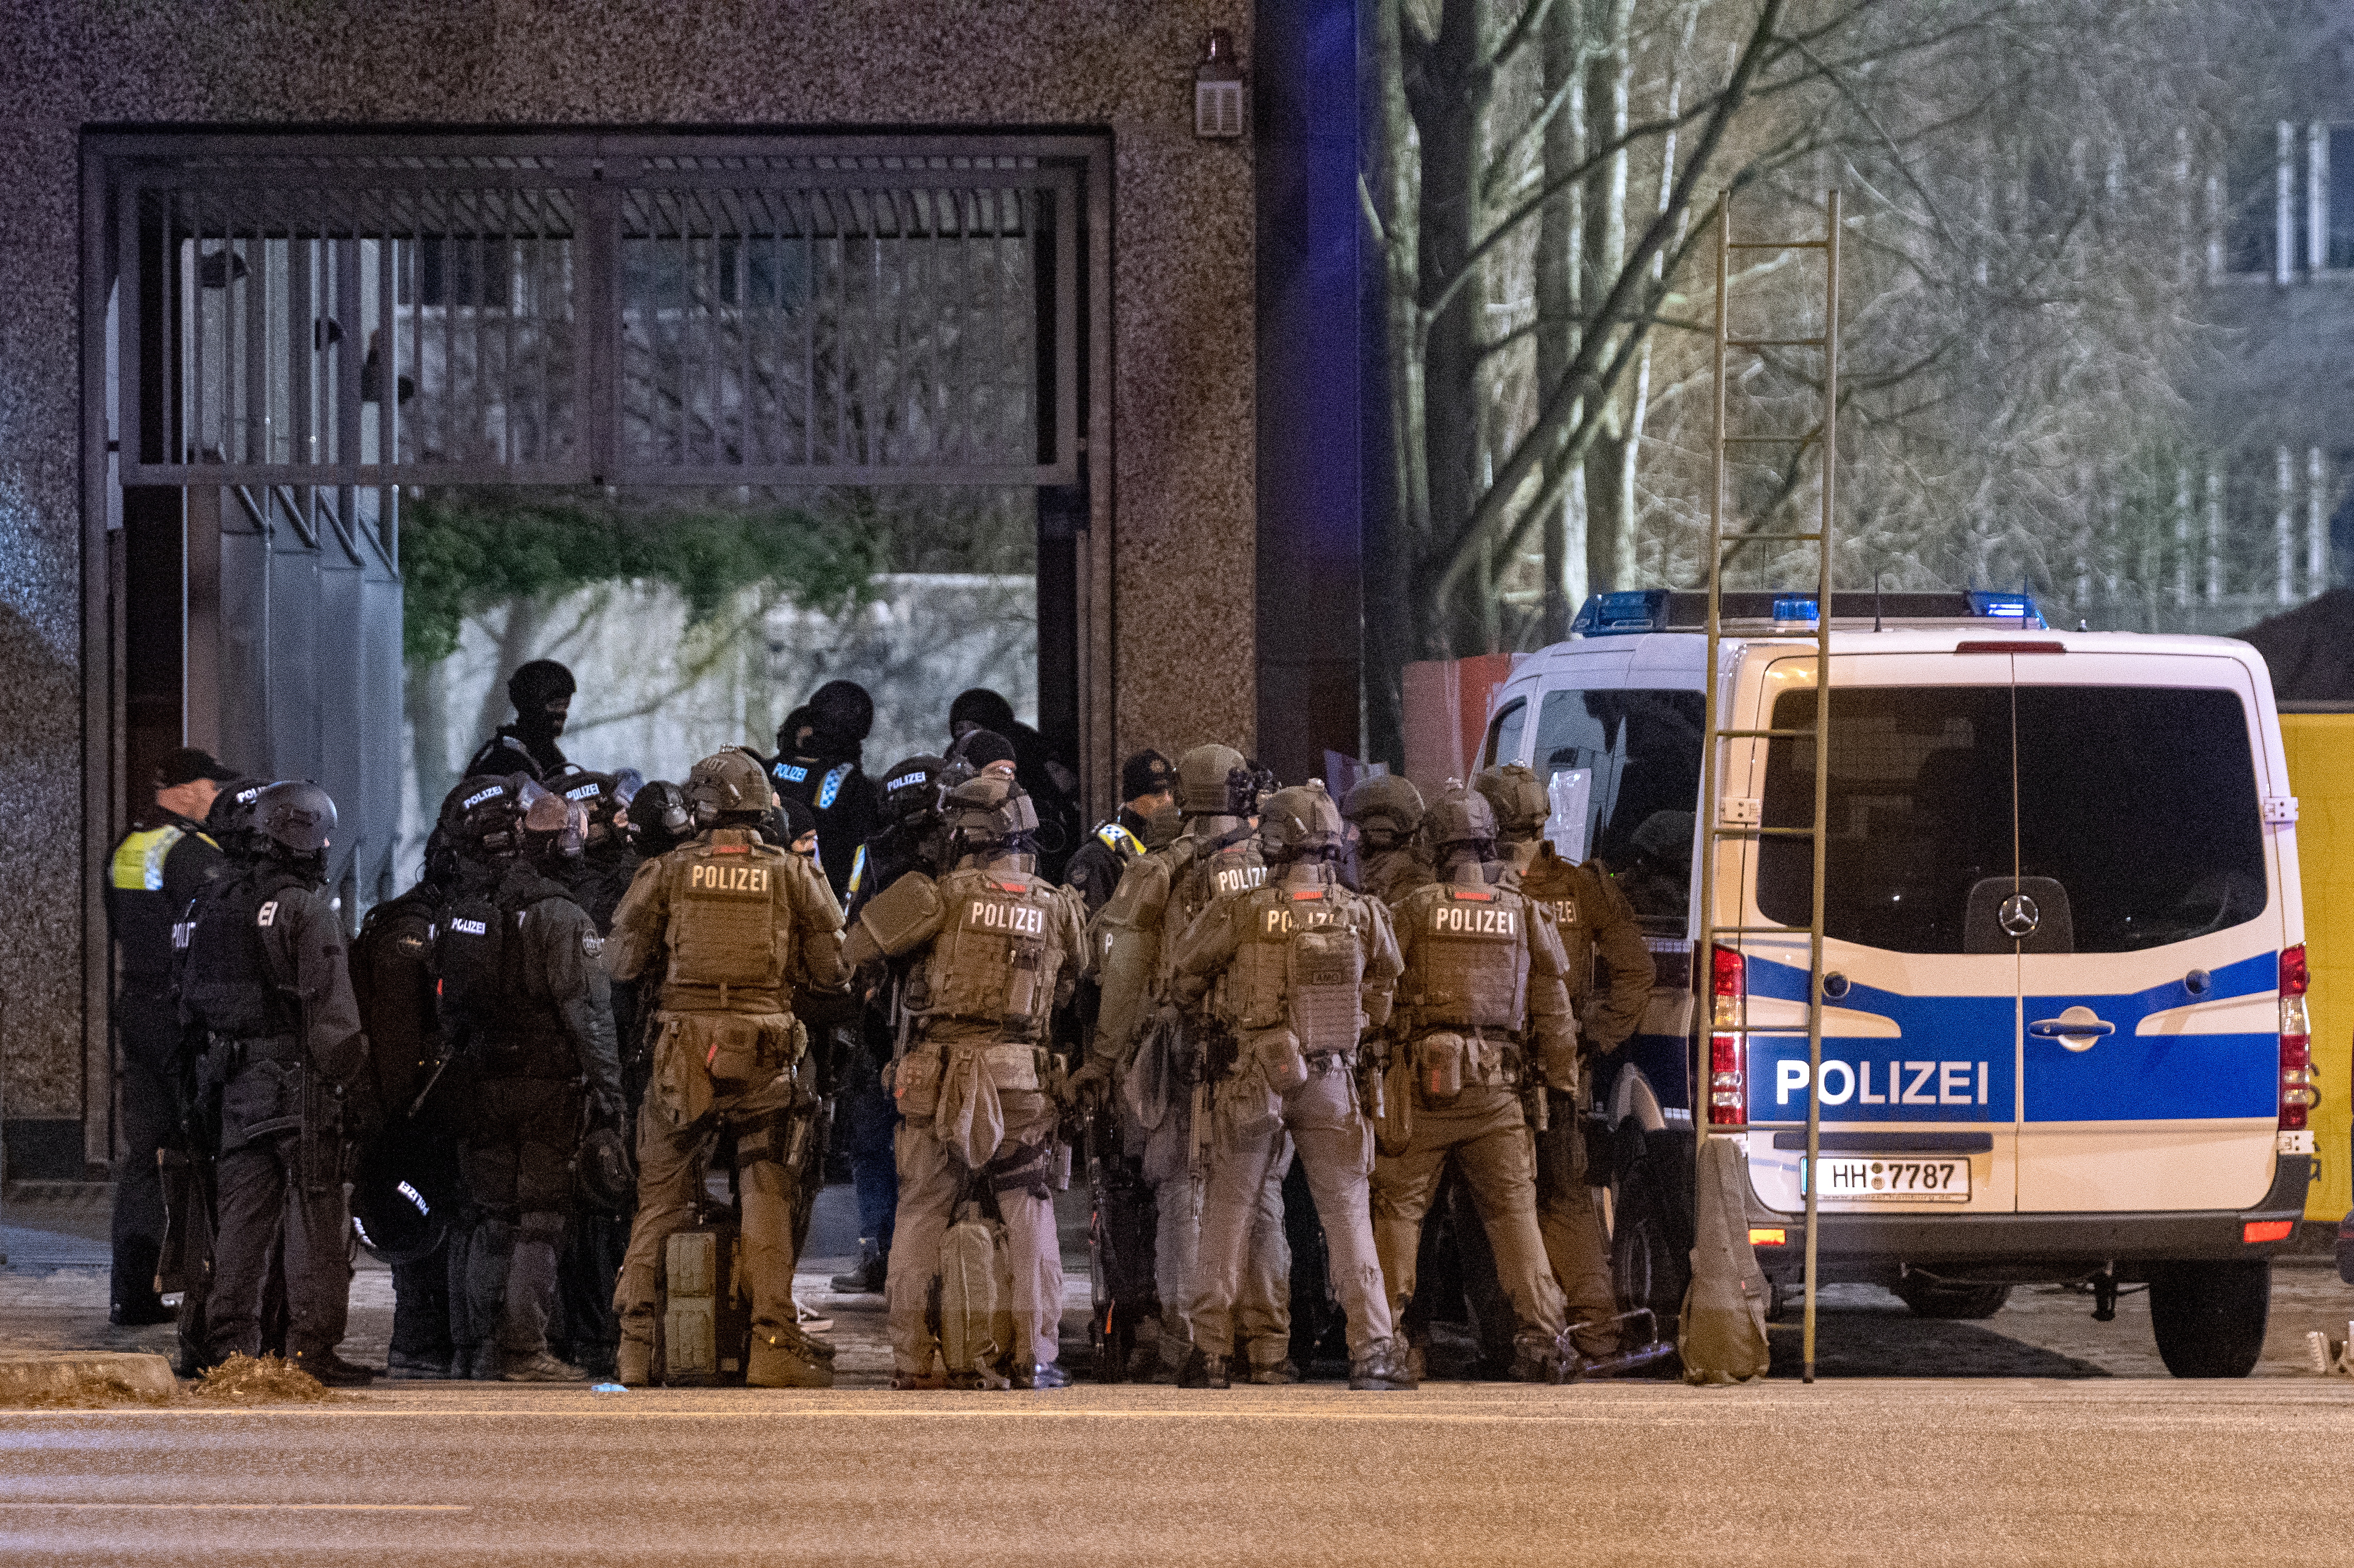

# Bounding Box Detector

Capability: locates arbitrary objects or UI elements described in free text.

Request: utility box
[2282,712,2353,1223]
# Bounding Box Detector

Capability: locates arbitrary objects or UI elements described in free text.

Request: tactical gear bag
[661,1221,750,1386]
[1289,914,1366,1057]
[1411,886,1531,1032]
[667,835,793,994]
[938,1200,1014,1387]
[936,1048,1006,1168]
[854,868,944,958]
[1678,1135,1771,1384]
[894,1045,944,1120]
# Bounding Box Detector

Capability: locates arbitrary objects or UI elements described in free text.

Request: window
[1529,688,1704,919]
[1758,685,2266,953]
[1483,698,1527,769]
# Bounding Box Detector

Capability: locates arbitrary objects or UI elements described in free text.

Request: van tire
[1610,1144,1689,1358]
[1891,1276,2010,1320]
[2147,1260,2271,1378]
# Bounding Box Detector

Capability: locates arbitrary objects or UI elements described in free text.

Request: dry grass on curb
[0,1353,351,1410]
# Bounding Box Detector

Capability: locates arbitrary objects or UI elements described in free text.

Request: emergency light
[1569,590,1671,636]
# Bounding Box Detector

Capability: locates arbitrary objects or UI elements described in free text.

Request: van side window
[1758,685,2268,954]
[1530,689,1704,925]
[1483,699,1527,768]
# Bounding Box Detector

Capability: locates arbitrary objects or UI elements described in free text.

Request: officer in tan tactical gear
[1474,764,1654,1363]
[605,749,849,1388]
[1371,786,1584,1383]
[1076,744,1294,1383]
[844,774,1088,1389]
[1170,783,1411,1390]
[1342,773,1434,906]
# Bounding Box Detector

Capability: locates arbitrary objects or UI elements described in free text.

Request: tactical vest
[1156,832,1267,984]
[1224,883,1368,1057]
[1404,883,1532,1034]
[662,829,797,1008]
[179,866,311,1041]
[921,866,1068,1038]
[1515,847,1595,1002]
[435,868,575,1078]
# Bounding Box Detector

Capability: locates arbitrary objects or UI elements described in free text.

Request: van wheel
[2148,1260,2271,1378]
[1891,1276,2010,1320]
[1610,1152,1689,1350]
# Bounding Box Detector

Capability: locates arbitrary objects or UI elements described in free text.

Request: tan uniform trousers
[1535,1090,1620,1356]
[614,1066,802,1356]
[1137,1086,1291,1376]
[1191,1061,1390,1364]
[886,1089,1064,1377]
[1372,1083,1568,1353]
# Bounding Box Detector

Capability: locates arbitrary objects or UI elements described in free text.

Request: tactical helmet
[204,776,273,856]
[880,754,949,829]
[1424,785,1498,852]
[253,780,336,857]
[1144,801,1184,851]
[630,779,693,856]
[1176,744,1253,817]
[1343,773,1426,851]
[943,773,1039,857]
[1473,764,1549,842]
[1256,781,1344,862]
[349,1143,447,1267]
[559,771,625,848]
[686,747,773,826]
[578,1124,637,1213]
[442,775,524,859]
[517,776,588,860]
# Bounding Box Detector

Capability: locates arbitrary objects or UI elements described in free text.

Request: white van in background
[1480,590,2316,1377]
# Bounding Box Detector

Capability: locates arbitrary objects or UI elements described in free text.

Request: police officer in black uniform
[437,777,625,1381]
[177,781,374,1385]
[104,746,229,1326]
[822,754,952,1295]
[466,659,578,782]
[770,680,884,902]
[1064,751,1174,917]
[350,817,466,1378]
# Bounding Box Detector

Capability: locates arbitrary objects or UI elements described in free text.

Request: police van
[1478,590,2317,1377]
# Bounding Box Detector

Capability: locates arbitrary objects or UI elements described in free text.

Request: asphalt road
[5,1379,2353,1566]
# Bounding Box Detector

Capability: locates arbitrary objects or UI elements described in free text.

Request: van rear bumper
[1747,1156,2312,1282]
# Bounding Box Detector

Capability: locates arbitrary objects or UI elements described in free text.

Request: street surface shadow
[1765,1299,2110,1378]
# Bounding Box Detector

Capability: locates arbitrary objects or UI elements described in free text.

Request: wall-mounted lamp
[1194,29,1244,139]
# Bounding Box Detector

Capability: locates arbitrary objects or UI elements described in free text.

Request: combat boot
[747,1322,836,1388]
[1510,1333,1581,1386]
[1178,1347,1230,1389]
[289,1348,377,1388]
[385,1349,454,1380]
[502,1350,588,1383]
[1012,1361,1072,1389]
[1348,1341,1416,1392]
[616,1329,655,1388]
[829,1241,888,1296]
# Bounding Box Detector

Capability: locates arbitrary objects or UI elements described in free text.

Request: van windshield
[1530,688,1704,922]
[1757,685,2267,953]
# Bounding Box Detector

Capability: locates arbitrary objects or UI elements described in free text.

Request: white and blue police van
[1479,589,2316,1376]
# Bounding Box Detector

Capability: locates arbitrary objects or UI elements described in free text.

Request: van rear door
[2010,653,2283,1213]
[1740,651,2021,1216]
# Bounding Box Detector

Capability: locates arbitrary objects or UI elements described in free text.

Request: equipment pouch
[857,870,945,959]
[651,1017,715,1128]
[703,1015,769,1088]
[1123,1020,1174,1132]
[1214,1064,1283,1152]
[980,1042,1040,1093]
[1255,1029,1310,1095]
[1417,1031,1467,1102]
[938,1048,1006,1168]
[895,1048,944,1120]
[1537,1020,1582,1094]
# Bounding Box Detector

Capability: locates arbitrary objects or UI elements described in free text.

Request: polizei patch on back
[970,899,1045,935]
[1213,864,1267,898]
[1260,904,1340,935]
[1432,904,1516,936]
[691,863,772,894]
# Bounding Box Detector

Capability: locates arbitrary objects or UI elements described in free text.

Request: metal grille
[102,136,1079,487]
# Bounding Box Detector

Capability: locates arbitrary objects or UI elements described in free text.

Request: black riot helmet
[879,754,949,830]
[629,779,693,857]
[253,780,336,859]
[944,774,1039,864]
[204,776,274,860]
[558,771,626,850]
[349,1142,448,1267]
[517,776,587,861]
[441,775,525,861]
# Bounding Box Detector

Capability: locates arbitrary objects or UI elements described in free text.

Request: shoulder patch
[257,899,279,928]
[582,931,605,958]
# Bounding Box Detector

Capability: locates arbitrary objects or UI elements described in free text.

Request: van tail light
[1709,945,1747,1128]
[2280,943,2318,1132]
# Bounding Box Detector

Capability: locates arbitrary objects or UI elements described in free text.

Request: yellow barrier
[2281,712,2353,1222]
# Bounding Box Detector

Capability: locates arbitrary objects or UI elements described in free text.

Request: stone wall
[0,0,1255,1165]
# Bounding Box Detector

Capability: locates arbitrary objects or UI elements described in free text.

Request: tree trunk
[1536,0,1587,641]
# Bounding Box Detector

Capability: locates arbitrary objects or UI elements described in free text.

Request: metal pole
[1698,195,1729,1201]
[1802,189,1841,1386]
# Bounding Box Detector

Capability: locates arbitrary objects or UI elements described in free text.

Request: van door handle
[2028,1012,2115,1048]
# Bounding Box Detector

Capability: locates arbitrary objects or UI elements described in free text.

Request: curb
[0,1351,177,1402]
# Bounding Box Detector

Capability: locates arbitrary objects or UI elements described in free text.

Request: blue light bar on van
[1771,596,1819,626]
[1966,591,2041,623]
[1570,590,1670,636]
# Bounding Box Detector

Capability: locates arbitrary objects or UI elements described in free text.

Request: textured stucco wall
[0,0,1254,1139]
